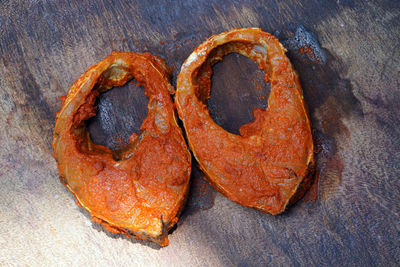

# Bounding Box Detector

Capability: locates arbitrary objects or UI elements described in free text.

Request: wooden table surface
[0,0,399,266]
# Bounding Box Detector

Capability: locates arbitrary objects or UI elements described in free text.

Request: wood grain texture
[0,0,399,266]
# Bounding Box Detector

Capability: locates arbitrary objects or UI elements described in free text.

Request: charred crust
[59,175,68,186]
[95,216,172,246]
[287,158,317,208]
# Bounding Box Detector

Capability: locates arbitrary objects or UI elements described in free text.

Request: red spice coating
[53,52,191,246]
[176,28,315,215]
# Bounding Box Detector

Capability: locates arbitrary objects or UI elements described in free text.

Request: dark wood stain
[87,82,149,150]
[181,164,217,218]
[0,0,399,266]
[207,53,270,135]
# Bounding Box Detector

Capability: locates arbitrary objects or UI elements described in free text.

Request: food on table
[176,28,315,215]
[53,52,191,246]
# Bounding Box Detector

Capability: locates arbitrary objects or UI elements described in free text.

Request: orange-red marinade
[53,52,191,246]
[176,28,315,215]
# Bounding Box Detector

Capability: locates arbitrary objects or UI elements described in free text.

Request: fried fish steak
[176,28,314,215]
[52,52,191,246]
